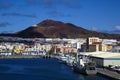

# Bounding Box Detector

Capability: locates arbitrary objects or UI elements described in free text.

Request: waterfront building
[81,37,117,52]
[59,47,77,54]
[112,46,120,52]
[87,37,100,45]
[102,39,117,45]
[81,42,108,52]
[80,52,120,67]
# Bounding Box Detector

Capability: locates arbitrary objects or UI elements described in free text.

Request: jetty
[97,68,120,80]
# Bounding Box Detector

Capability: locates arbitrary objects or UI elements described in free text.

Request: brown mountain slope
[1,19,120,39]
[16,19,91,38]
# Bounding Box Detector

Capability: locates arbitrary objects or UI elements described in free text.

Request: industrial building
[80,52,120,67]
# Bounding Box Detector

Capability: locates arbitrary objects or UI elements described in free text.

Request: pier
[97,68,120,80]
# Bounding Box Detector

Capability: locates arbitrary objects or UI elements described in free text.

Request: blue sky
[0,0,120,33]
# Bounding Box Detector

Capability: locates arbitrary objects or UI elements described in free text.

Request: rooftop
[80,52,120,58]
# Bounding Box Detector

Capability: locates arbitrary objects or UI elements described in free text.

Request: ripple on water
[0,58,109,80]
[0,66,11,72]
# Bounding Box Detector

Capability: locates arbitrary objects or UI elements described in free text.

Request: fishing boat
[72,54,97,76]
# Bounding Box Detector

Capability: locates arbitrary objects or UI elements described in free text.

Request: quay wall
[97,68,120,80]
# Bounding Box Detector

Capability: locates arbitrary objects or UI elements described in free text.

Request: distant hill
[0,19,120,39]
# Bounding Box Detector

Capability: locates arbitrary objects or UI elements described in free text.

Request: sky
[0,0,120,33]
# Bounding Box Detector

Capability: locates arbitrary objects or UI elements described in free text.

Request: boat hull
[72,65,97,76]
[86,69,97,76]
[72,65,86,75]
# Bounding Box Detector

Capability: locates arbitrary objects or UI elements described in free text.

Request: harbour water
[0,58,109,80]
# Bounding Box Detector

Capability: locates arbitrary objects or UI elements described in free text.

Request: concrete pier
[97,68,120,80]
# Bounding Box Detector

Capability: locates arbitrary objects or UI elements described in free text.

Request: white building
[102,39,117,45]
[80,52,120,67]
[112,46,120,53]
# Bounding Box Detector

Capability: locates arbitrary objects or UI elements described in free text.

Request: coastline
[0,55,43,59]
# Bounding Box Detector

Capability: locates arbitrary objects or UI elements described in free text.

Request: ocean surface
[0,58,109,80]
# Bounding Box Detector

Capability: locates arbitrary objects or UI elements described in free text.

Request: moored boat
[72,54,97,76]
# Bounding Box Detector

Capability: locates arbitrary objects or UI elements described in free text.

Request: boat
[58,53,68,64]
[57,53,74,65]
[66,55,75,66]
[84,61,97,76]
[72,54,97,76]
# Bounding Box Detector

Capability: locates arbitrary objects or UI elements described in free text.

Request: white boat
[66,55,75,66]
[84,62,97,76]
[58,53,67,64]
[57,53,75,66]
[73,54,97,76]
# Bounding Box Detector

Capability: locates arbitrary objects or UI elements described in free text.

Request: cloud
[0,22,11,27]
[91,27,98,31]
[1,12,37,18]
[98,26,120,34]
[114,26,120,31]
[105,26,120,34]
[0,2,12,9]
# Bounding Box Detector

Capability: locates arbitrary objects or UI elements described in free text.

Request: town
[0,36,120,79]
[0,36,119,55]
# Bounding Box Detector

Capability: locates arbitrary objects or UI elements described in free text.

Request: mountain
[0,19,120,39]
[105,30,120,34]
[101,30,120,34]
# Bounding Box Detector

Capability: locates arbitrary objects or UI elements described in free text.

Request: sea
[0,58,109,80]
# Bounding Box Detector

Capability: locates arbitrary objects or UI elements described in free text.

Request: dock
[97,68,120,80]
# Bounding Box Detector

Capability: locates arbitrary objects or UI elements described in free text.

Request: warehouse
[80,52,120,67]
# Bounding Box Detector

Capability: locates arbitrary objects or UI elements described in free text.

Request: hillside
[0,19,120,39]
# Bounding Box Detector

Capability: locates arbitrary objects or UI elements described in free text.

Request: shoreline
[0,55,119,80]
[0,55,45,59]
